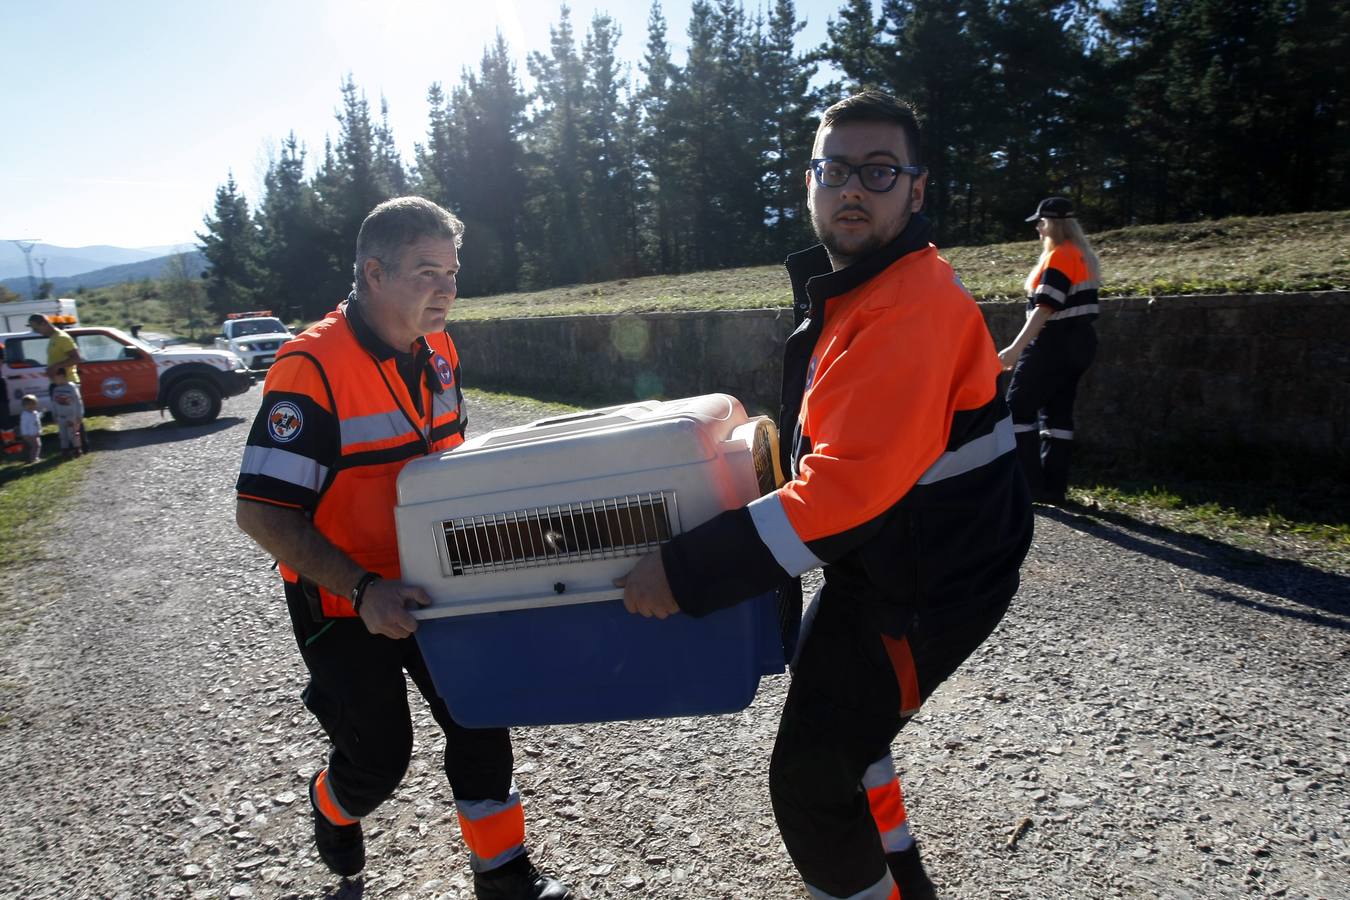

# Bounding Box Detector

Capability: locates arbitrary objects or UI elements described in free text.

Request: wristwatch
[350,571,382,614]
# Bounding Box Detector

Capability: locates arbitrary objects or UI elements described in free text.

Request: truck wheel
[167,379,223,424]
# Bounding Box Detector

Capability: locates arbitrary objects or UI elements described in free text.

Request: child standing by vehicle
[50,368,84,459]
[18,394,42,463]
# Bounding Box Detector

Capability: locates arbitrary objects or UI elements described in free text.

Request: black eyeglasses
[809,158,926,193]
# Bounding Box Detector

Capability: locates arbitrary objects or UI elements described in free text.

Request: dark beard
[818,229,888,267]
[813,205,910,268]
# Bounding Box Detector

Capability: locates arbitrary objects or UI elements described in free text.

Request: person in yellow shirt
[28,314,81,385]
[28,314,85,453]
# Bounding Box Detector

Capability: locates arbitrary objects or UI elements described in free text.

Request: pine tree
[197,173,262,319]
[876,0,994,241]
[615,85,645,274]
[818,0,883,93]
[308,77,395,308]
[976,0,1095,241]
[256,134,330,322]
[670,0,725,270]
[638,0,680,272]
[330,77,389,235]
[581,12,627,280]
[758,0,817,255]
[373,96,410,197]
[523,5,590,286]
[414,82,468,208]
[458,33,529,294]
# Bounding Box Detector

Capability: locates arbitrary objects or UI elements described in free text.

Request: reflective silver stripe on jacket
[432,388,459,421]
[916,416,1015,485]
[339,409,416,450]
[239,445,329,492]
[1048,303,1099,320]
[1033,283,1066,304]
[749,492,824,578]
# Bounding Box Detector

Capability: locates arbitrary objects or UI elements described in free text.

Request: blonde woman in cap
[997,196,1102,504]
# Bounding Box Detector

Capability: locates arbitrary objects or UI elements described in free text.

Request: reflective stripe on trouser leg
[455,784,526,872]
[862,755,914,854]
[313,767,359,826]
[771,586,905,899]
[805,870,900,900]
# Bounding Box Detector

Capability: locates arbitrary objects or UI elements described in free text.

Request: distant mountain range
[0,241,197,281]
[1,249,207,298]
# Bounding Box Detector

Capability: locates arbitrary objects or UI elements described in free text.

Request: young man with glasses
[619,90,1032,899]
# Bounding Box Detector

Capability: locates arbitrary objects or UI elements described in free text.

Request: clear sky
[1,0,853,251]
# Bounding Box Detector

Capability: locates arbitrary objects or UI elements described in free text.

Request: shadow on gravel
[1040,505,1350,629]
[93,416,246,451]
[320,878,363,899]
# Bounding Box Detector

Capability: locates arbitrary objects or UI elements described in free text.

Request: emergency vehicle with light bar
[0,297,80,333]
[214,311,293,371]
[2,325,251,424]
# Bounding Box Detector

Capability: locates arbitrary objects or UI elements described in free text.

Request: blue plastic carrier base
[415,591,785,728]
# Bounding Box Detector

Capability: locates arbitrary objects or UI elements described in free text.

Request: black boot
[473,854,574,900]
[887,844,939,900]
[309,771,364,878]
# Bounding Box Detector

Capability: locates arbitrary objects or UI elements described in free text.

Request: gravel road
[0,383,1346,900]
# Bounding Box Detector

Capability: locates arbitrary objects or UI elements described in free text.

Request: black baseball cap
[1025,196,1075,222]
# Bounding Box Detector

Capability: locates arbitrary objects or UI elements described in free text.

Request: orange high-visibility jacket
[664,216,1032,636]
[236,300,466,617]
[1027,241,1099,323]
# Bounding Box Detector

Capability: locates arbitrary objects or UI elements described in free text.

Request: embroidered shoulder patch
[267,401,303,443]
[433,354,454,388]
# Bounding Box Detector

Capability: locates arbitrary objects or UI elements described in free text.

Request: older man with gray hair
[236,196,574,899]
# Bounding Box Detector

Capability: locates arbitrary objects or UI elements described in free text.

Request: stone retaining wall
[449,291,1350,458]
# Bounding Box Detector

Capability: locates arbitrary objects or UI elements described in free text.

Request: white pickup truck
[214,312,293,371]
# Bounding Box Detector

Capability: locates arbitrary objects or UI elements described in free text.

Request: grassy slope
[449,209,1350,320]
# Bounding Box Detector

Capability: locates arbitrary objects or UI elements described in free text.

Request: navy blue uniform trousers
[284,580,514,817]
[1006,321,1097,498]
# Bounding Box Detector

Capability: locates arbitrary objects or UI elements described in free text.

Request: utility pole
[4,239,43,299]
[35,257,48,298]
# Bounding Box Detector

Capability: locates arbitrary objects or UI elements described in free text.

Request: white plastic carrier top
[395,393,781,619]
